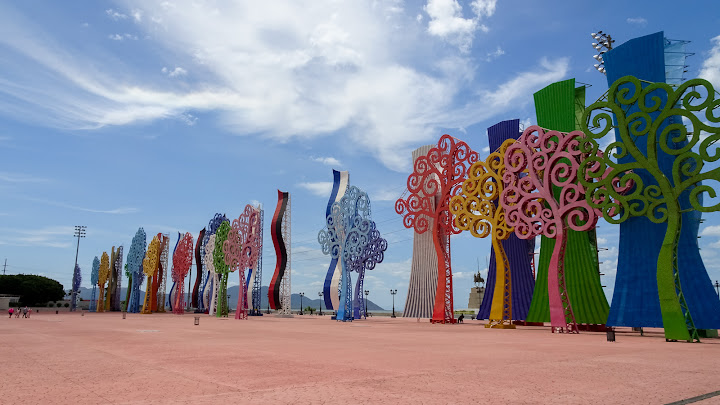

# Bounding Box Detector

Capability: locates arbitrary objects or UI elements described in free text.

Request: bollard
[606,328,616,342]
[82,311,84,317]
[194,316,200,326]
[55,310,58,314]
[122,312,126,319]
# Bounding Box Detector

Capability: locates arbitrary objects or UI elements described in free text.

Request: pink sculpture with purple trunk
[224,204,262,320]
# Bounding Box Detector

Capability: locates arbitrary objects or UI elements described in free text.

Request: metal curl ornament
[141,236,161,314]
[580,75,720,342]
[450,138,516,329]
[396,134,479,323]
[90,256,99,312]
[172,232,194,315]
[125,228,146,313]
[501,125,607,334]
[97,252,110,313]
[347,221,387,319]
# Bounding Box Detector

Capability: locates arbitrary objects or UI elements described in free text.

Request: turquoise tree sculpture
[580,76,720,342]
[125,228,146,313]
[90,257,99,312]
[213,220,231,317]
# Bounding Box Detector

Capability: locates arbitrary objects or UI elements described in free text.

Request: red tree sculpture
[396,135,479,323]
[501,126,610,333]
[172,232,194,315]
[224,204,262,320]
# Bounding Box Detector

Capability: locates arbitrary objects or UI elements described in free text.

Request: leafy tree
[580,76,720,341]
[0,274,65,305]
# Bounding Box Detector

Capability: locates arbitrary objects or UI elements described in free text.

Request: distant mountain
[74,285,385,311]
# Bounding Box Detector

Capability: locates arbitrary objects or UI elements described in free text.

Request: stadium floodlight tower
[591,31,615,75]
[70,225,86,311]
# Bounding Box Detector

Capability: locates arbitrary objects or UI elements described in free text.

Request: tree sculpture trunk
[97,285,105,313]
[487,237,512,328]
[657,206,691,341]
[548,227,577,333]
[432,224,454,323]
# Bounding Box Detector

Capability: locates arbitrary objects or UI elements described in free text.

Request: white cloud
[298,182,334,197]
[131,9,143,22]
[425,0,478,53]
[700,35,720,89]
[162,66,187,77]
[0,2,567,172]
[311,156,342,166]
[0,226,74,248]
[106,9,128,20]
[108,33,138,41]
[486,45,504,61]
[179,112,197,126]
[626,17,647,26]
[701,224,720,237]
[22,196,138,214]
[481,146,490,153]
[0,172,47,183]
[471,0,497,18]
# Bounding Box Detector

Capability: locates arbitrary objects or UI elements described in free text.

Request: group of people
[7,306,31,318]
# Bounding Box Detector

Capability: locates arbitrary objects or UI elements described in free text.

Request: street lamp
[318,291,323,316]
[390,289,397,318]
[299,292,304,315]
[364,290,369,319]
[71,225,86,312]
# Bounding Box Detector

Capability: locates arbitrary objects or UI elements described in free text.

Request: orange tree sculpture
[97,252,110,313]
[396,134,478,323]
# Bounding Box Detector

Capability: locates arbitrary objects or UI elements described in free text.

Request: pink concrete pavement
[1,312,719,404]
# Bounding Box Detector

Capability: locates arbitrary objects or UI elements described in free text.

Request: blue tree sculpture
[125,228,146,313]
[90,257,99,312]
[348,220,387,319]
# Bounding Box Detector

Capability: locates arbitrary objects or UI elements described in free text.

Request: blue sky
[1,0,719,310]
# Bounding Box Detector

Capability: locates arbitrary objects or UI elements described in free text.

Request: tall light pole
[715,280,719,297]
[299,292,304,315]
[364,290,369,319]
[71,226,86,311]
[390,289,397,318]
[590,31,614,75]
[318,291,323,316]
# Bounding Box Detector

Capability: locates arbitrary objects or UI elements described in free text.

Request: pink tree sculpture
[501,126,603,333]
[224,204,262,320]
[172,232,194,315]
[396,134,479,323]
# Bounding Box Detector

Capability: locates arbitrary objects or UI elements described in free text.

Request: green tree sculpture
[213,220,231,318]
[580,75,720,342]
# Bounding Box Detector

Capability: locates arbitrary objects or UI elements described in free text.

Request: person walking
[8,308,13,318]
[22,306,28,318]
[15,307,20,318]
[27,308,32,318]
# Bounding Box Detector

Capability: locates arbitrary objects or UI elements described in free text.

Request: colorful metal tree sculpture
[348,220,387,319]
[396,134,479,323]
[203,234,218,315]
[270,191,292,314]
[450,139,516,329]
[112,246,123,311]
[224,205,262,320]
[323,170,350,310]
[141,236,161,314]
[199,214,227,312]
[126,228,146,313]
[154,234,170,313]
[213,220,231,318]
[104,246,116,312]
[90,256,99,312]
[71,263,82,312]
[97,252,110,313]
[192,228,206,309]
[319,185,372,321]
[579,76,720,341]
[502,126,607,333]
[172,232,194,315]
[168,236,181,311]
[250,206,264,316]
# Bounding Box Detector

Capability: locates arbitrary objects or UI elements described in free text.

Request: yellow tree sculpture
[450,139,516,328]
[97,252,110,313]
[141,236,161,314]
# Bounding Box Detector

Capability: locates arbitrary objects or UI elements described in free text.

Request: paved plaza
[2,312,719,404]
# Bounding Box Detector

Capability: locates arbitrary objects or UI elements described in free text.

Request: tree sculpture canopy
[91,256,100,286]
[172,232,194,283]
[127,228,146,278]
[501,126,607,333]
[98,252,110,287]
[143,236,161,278]
[450,138,515,328]
[395,134,478,323]
[579,75,720,341]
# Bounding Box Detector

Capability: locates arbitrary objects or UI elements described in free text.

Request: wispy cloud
[0,225,74,248]
[0,2,567,172]
[0,172,47,183]
[700,35,720,89]
[425,0,497,53]
[22,196,138,214]
[161,66,187,78]
[108,33,138,41]
[298,182,333,197]
[626,17,647,26]
[311,156,342,167]
[106,9,128,20]
[485,45,504,61]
